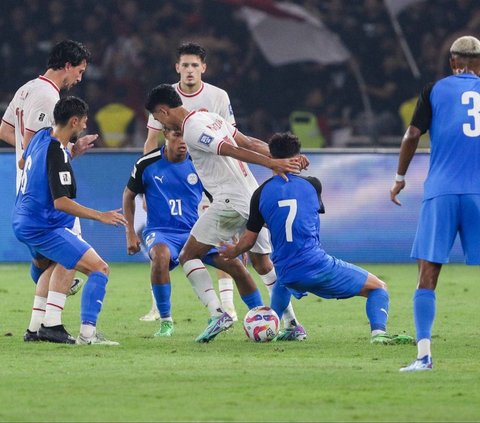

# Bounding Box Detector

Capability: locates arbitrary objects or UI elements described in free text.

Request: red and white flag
[238,2,350,66]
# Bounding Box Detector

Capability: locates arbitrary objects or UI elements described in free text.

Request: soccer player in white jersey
[140,42,238,322]
[0,40,97,315]
[145,84,307,342]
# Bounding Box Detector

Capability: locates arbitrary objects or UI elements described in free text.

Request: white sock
[80,323,96,339]
[162,317,173,322]
[183,259,223,317]
[417,338,431,358]
[150,288,158,312]
[28,296,47,332]
[371,329,386,337]
[260,269,298,328]
[43,291,67,327]
[219,278,234,310]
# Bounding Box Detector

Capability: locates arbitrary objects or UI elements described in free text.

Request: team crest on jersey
[145,232,156,247]
[198,133,214,146]
[38,113,46,122]
[187,173,198,185]
[59,171,71,185]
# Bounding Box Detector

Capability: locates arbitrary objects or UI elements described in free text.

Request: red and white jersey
[2,76,60,190]
[147,81,235,131]
[182,111,258,218]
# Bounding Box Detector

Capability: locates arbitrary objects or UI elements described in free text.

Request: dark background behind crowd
[0,0,478,148]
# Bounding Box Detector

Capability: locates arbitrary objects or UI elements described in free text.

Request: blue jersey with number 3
[423,74,480,199]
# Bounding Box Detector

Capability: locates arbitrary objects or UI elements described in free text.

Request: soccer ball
[243,306,280,342]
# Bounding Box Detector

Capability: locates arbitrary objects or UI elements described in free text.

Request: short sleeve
[410,83,434,134]
[147,114,162,131]
[24,95,56,134]
[47,142,76,200]
[246,185,266,233]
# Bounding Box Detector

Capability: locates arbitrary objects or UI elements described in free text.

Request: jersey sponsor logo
[38,113,46,122]
[198,133,214,146]
[154,175,164,183]
[59,171,72,185]
[187,173,198,185]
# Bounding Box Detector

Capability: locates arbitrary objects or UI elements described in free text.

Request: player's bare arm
[122,186,142,255]
[220,230,259,259]
[143,127,162,155]
[390,125,422,206]
[0,121,15,147]
[218,141,300,180]
[54,196,127,226]
[234,131,270,156]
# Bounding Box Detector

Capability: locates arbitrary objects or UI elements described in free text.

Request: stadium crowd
[0,0,478,147]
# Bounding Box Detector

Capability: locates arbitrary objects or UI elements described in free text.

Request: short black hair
[177,42,206,62]
[54,96,89,125]
[268,132,301,158]
[145,84,183,112]
[47,40,91,70]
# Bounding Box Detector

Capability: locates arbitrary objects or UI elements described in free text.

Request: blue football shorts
[412,194,480,264]
[143,229,218,270]
[14,226,91,270]
[283,256,368,300]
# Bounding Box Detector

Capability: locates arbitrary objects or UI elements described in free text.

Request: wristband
[395,173,405,182]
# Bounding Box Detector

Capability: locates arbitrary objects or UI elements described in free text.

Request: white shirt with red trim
[2,76,60,190]
[147,82,235,131]
[182,111,258,218]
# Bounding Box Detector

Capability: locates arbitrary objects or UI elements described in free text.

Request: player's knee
[91,260,109,276]
[249,253,272,275]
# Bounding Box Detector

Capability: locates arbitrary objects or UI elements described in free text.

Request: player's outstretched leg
[140,289,161,322]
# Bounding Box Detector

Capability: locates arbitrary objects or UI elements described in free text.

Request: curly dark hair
[268,132,301,158]
[177,42,206,62]
[47,40,91,70]
[53,96,88,125]
[145,84,183,112]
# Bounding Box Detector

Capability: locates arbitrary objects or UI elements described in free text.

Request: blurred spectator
[0,0,476,148]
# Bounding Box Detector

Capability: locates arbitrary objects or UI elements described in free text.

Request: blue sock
[414,288,436,341]
[30,263,45,284]
[80,271,108,325]
[271,282,292,320]
[366,288,389,331]
[241,289,263,309]
[152,283,171,318]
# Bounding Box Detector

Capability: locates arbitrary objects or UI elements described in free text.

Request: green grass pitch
[1,263,479,422]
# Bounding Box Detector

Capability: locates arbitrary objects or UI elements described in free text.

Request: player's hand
[219,241,237,259]
[298,154,309,170]
[271,157,300,181]
[71,134,98,157]
[99,208,128,226]
[390,180,406,206]
[126,232,141,255]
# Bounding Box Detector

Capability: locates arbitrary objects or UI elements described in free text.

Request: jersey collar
[38,75,60,93]
[177,82,204,98]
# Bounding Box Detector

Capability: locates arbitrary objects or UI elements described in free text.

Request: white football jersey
[182,111,258,218]
[147,82,235,131]
[2,76,59,190]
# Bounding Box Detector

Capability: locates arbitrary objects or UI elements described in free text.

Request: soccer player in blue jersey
[13,96,126,344]
[123,128,264,340]
[221,132,413,346]
[391,35,480,372]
